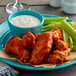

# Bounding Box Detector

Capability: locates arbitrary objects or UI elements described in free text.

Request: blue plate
[0,14,75,71]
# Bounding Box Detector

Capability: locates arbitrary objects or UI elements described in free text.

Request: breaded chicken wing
[49,27,63,40]
[5,36,29,63]
[22,32,35,50]
[29,32,53,65]
[54,39,68,50]
[49,27,68,50]
[48,48,71,64]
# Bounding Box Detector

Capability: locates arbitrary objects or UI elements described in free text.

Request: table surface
[1,0,76,76]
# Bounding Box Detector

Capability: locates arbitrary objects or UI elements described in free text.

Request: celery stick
[72,38,76,51]
[61,21,76,39]
[62,30,73,48]
[44,17,68,25]
[62,30,69,42]
[68,36,73,48]
[69,22,76,29]
[43,22,61,32]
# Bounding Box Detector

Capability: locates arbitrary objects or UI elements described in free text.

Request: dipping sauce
[10,15,41,27]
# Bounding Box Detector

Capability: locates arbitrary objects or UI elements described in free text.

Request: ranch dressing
[11,15,41,27]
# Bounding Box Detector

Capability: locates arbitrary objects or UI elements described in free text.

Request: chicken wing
[29,32,53,65]
[49,27,68,50]
[49,27,63,40]
[48,48,71,64]
[5,36,29,63]
[54,39,68,50]
[22,32,35,50]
